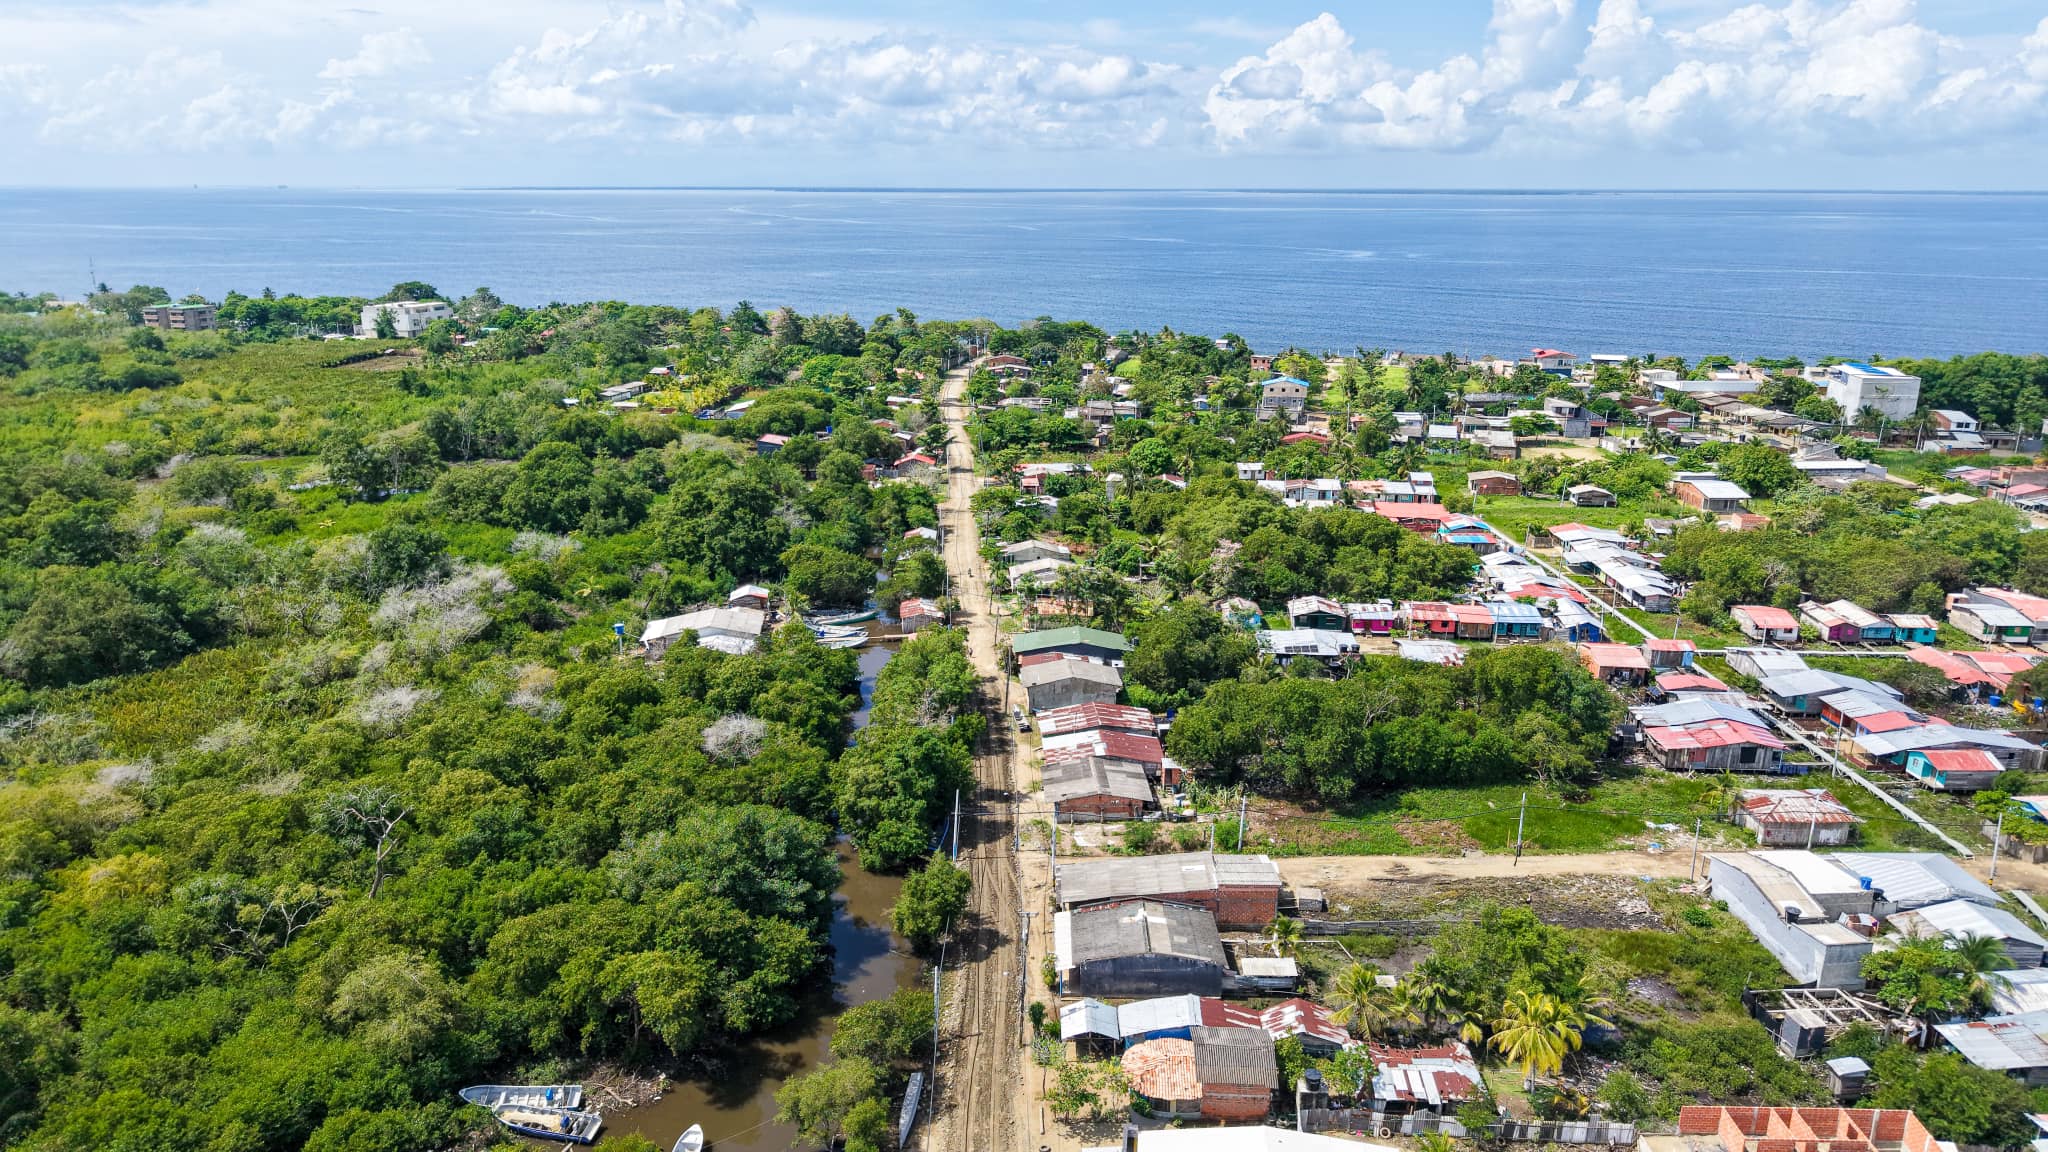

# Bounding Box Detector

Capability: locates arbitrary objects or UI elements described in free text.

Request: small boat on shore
[808,608,879,626]
[673,1123,705,1152]
[459,1084,585,1111]
[459,1086,603,1145]
[487,1103,604,1144]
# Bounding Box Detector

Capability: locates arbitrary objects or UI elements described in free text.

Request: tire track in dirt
[930,362,1024,1152]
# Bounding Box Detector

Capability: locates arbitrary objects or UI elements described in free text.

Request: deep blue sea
[3,188,2045,358]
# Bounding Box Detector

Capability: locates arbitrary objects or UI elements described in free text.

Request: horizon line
[2,184,2046,196]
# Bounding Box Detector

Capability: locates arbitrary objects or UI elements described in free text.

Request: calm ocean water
[3,188,2045,358]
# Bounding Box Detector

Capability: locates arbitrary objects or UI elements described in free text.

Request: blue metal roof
[1482,600,1544,622]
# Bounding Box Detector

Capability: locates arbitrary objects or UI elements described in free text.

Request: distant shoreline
[1,185,2046,196]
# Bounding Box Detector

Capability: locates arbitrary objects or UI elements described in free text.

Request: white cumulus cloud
[320,29,432,82]
[1202,0,2048,158]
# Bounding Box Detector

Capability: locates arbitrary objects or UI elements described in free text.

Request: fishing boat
[672,1123,705,1152]
[485,1103,604,1145]
[806,622,869,648]
[808,608,879,626]
[459,1084,585,1111]
[458,1086,603,1145]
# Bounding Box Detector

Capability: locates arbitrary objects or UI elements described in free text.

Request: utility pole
[1237,793,1248,852]
[1514,791,1528,865]
[1689,817,1702,881]
[952,789,962,863]
[1992,808,2007,883]
[1807,809,1818,851]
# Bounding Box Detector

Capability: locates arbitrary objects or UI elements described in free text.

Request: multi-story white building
[1814,361,1921,421]
[359,300,454,338]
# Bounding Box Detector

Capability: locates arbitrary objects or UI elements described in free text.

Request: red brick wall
[1054,795,1144,822]
[1199,1084,1272,1122]
[1216,884,1281,931]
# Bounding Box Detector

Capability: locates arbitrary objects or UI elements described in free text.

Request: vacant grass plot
[1248,770,1782,856]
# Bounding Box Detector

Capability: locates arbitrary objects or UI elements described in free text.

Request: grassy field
[1241,771,1760,857]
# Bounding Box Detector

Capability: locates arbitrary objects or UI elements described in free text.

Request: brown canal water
[604,635,918,1152]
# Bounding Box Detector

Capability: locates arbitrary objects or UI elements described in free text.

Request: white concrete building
[360,300,454,337]
[1817,362,1921,422]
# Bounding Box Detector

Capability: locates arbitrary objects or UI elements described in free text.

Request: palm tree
[1329,962,1396,1040]
[1951,933,2013,1008]
[1489,989,1584,1081]
[1268,916,1304,959]
[1401,972,1457,1036]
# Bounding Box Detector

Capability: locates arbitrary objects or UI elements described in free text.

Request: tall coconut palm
[1951,933,2014,1008]
[1401,972,1458,1036]
[1489,989,1584,1081]
[1329,962,1396,1040]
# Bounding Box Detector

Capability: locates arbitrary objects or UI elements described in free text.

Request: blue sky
[3,0,2047,188]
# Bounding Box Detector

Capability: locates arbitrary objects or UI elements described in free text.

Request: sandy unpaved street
[928,362,1039,1152]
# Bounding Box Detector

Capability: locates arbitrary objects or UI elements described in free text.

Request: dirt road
[1277,849,1699,890]
[929,363,1029,1152]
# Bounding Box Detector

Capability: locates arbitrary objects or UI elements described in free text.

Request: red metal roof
[1918,748,2003,773]
[1644,638,1698,652]
[1450,605,1496,626]
[1198,999,1263,1030]
[1645,720,1785,751]
[1656,671,1729,693]
[1580,642,1652,670]
[1044,729,1164,766]
[1258,999,1353,1051]
[1372,501,1455,525]
[1908,647,2004,688]
[1406,601,1455,622]
[1036,703,1158,737]
[1853,711,1922,733]
[1732,604,1799,630]
[1739,790,1858,825]
[1985,587,2048,619]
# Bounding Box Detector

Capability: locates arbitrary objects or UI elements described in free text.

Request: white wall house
[360,300,454,337]
[1818,362,1921,422]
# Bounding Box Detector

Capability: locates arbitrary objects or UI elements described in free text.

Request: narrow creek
[604,635,919,1150]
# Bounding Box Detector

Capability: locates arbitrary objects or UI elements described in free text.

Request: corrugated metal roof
[1889,899,2047,950]
[1733,605,1800,630]
[1368,1042,1480,1106]
[1044,729,1165,766]
[1056,852,1278,905]
[1633,699,1770,727]
[1060,901,1226,968]
[1258,999,1353,1051]
[1936,1010,2048,1071]
[1035,703,1157,736]
[1020,660,1123,688]
[1013,626,1132,655]
[1830,852,1999,907]
[1042,756,1153,804]
[1191,1026,1279,1088]
[1761,670,1902,700]
[1857,725,2036,756]
[1060,997,1120,1040]
[1119,994,1205,1037]
[1992,968,2048,1014]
